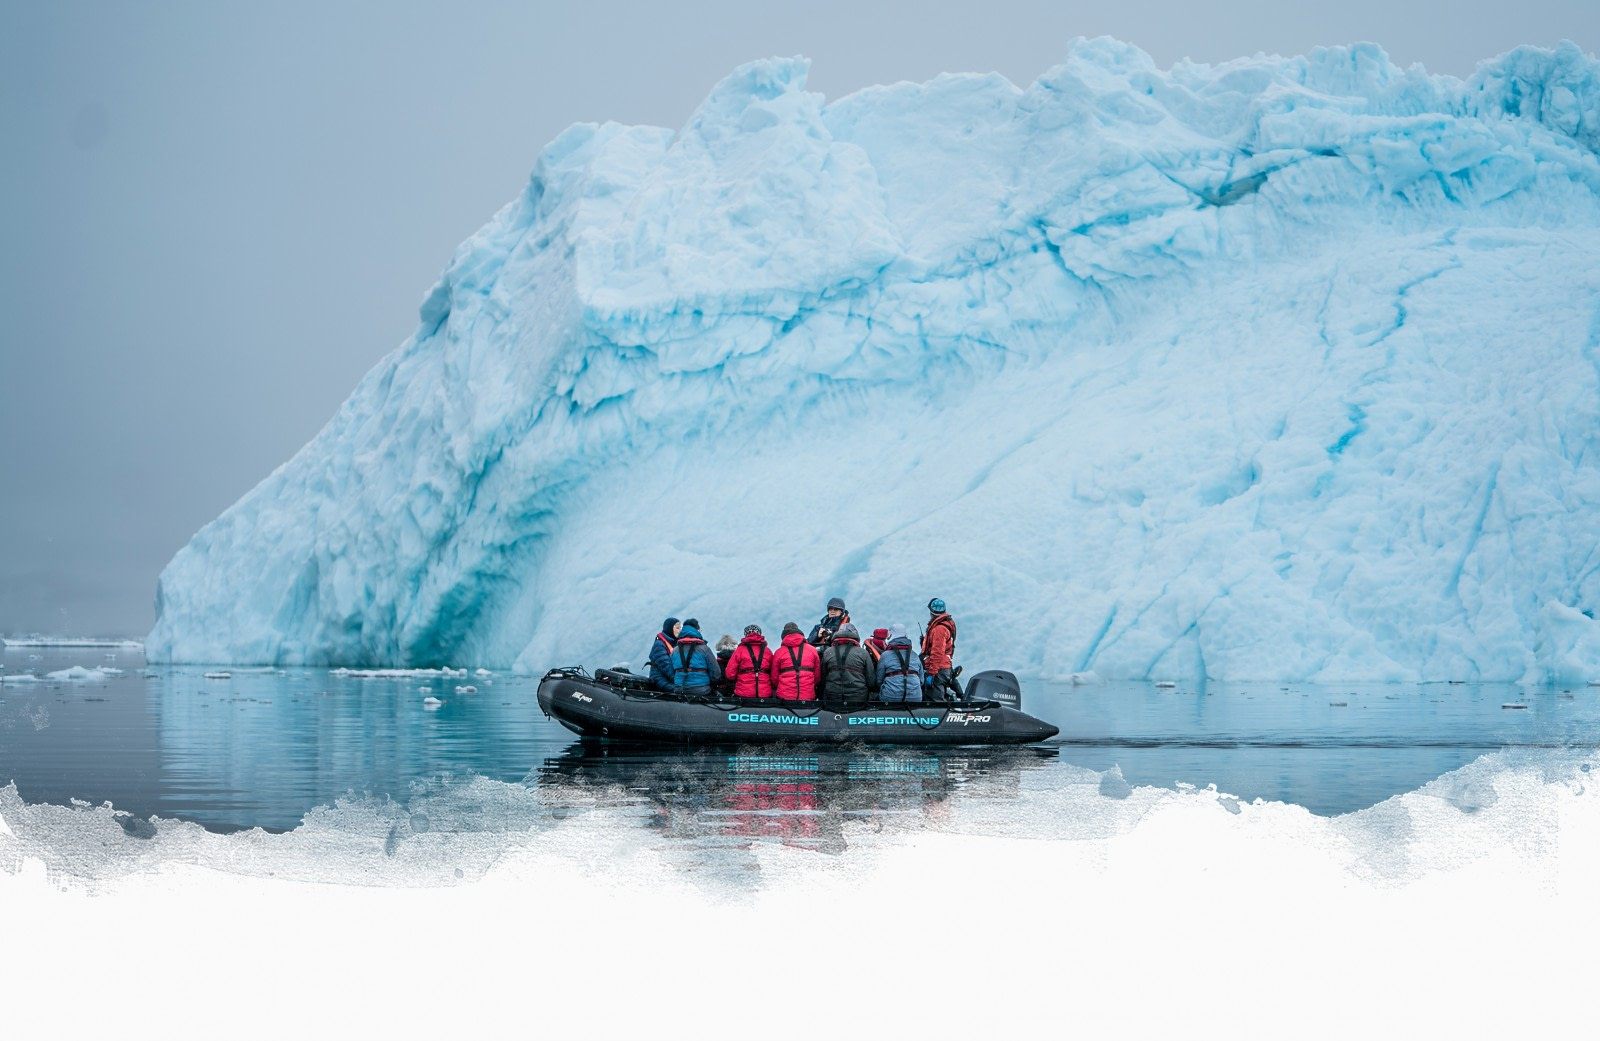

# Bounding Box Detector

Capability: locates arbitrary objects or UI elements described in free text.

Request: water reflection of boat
[533,740,1058,854]
[537,667,1060,746]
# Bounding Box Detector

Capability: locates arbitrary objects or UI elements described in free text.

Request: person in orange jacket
[768,622,821,701]
[921,598,963,701]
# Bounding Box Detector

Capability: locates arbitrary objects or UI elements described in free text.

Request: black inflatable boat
[537,666,1060,746]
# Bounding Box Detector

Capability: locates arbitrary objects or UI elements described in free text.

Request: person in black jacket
[819,623,876,706]
[714,634,738,697]
[807,597,850,647]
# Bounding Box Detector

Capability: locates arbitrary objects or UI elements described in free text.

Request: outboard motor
[963,669,1022,709]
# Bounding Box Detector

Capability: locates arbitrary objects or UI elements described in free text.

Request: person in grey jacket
[819,623,876,706]
[874,623,924,703]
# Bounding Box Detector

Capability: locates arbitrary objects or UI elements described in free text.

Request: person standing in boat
[819,623,876,707]
[670,622,722,697]
[876,623,924,703]
[807,597,850,647]
[724,624,774,699]
[921,598,963,701]
[769,622,821,701]
[647,616,681,692]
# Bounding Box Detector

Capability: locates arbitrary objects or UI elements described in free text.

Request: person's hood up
[833,623,860,643]
[661,616,680,639]
[678,626,705,643]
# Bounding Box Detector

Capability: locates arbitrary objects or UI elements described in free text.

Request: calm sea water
[2,645,1597,834]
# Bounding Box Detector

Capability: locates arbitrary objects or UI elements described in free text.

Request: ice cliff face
[146,38,1600,683]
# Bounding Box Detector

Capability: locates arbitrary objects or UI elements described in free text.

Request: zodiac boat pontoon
[537,666,1060,746]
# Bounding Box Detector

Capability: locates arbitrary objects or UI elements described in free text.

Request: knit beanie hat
[743,623,763,637]
[781,621,803,637]
[871,627,889,642]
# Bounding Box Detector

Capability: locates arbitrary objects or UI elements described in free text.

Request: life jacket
[921,613,957,671]
[770,634,819,701]
[883,645,917,679]
[672,637,713,690]
[729,637,771,698]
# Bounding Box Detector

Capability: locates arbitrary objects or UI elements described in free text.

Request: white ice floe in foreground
[145,39,1600,684]
[2,748,1598,1036]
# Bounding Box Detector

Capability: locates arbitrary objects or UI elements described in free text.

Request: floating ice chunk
[1155,681,1177,689]
[422,696,443,707]
[333,667,468,679]
[1502,703,1528,710]
[2,637,143,649]
[455,685,477,694]
[204,672,231,680]
[418,686,433,694]
[44,666,110,683]
[474,668,492,678]
[1068,671,1103,685]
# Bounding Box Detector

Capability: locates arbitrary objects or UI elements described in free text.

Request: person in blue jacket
[670,623,722,696]
[875,623,924,703]
[647,616,681,692]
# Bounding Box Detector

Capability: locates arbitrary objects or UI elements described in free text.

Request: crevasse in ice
[147,38,1600,683]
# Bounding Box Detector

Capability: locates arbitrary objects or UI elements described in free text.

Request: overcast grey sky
[2,0,1595,638]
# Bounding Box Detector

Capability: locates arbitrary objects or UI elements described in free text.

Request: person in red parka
[725,624,774,699]
[768,622,821,701]
[921,598,963,701]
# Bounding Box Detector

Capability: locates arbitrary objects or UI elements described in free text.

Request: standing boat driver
[807,597,851,647]
[647,617,681,692]
[921,598,963,701]
[670,622,722,697]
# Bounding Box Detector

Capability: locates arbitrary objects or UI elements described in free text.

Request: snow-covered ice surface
[147,38,1600,684]
[3,748,1598,1036]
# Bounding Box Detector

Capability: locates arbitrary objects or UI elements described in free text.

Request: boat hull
[537,671,1060,746]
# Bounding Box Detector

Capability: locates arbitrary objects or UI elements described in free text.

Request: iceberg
[146,38,1600,684]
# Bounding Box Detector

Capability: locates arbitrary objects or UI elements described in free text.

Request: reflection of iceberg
[149,670,543,832]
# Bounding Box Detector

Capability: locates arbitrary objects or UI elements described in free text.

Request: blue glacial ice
[146,38,1600,684]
